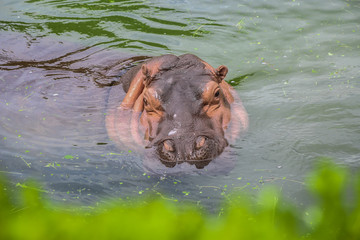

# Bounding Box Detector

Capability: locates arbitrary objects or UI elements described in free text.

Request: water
[0,0,359,210]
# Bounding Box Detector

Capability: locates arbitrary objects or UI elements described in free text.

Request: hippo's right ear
[120,61,161,110]
[121,55,178,110]
[141,65,157,87]
[120,64,146,110]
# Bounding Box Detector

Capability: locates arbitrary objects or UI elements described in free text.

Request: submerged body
[106,54,248,169]
[0,32,247,173]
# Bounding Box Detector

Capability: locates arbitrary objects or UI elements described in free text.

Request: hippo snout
[155,135,228,169]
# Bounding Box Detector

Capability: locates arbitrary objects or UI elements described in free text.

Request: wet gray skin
[148,73,228,169]
[126,55,230,169]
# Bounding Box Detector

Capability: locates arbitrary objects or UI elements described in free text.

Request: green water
[0,0,359,209]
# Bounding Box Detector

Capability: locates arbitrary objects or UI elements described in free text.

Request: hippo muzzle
[155,135,228,169]
[148,112,229,169]
[106,54,248,169]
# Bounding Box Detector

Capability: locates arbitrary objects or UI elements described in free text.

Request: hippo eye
[214,89,220,98]
[143,98,148,106]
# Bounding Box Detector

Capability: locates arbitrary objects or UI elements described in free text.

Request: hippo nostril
[157,139,177,168]
[163,139,175,152]
[195,136,207,150]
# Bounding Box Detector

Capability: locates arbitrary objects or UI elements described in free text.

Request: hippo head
[109,54,247,169]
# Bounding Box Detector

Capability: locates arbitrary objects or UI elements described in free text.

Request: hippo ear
[215,65,228,82]
[217,66,234,104]
[120,65,147,109]
[121,55,177,110]
[141,65,156,87]
[121,62,160,109]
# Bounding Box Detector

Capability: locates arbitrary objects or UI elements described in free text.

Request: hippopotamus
[106,54,248,170]
[0,32,247,173]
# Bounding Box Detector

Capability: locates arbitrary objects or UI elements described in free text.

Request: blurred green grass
[1,159,359,240]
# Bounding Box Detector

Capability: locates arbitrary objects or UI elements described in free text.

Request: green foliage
[227,73,255,86]
[0,160,359,240]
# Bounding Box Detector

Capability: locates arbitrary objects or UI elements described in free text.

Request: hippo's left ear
[215,65,228,82]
